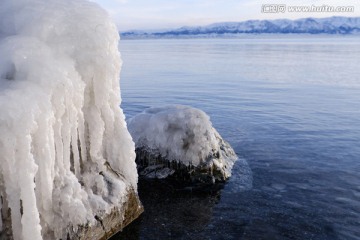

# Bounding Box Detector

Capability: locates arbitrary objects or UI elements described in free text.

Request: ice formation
[0,0,138,239]
[128,105,237,182]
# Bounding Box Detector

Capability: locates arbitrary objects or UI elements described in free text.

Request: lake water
[115,36,360,240]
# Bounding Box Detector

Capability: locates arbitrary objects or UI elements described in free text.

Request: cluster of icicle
[0,0,137,239]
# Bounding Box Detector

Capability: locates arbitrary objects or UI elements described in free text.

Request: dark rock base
[135,147,230,190]
[68,188,143,240]
[0,189,143,240]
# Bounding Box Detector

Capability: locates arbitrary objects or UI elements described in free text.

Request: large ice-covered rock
[0,0,142,239]
[128,105,237,187]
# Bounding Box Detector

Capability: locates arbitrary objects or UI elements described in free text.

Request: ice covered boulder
[0,0,142,239]
[128,105,237,187]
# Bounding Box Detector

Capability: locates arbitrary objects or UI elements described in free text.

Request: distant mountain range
[121,16,360,39]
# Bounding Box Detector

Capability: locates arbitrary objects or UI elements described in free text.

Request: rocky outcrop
[0,182,143,240]
[0,0,142,238]
[135,131,236,186]
[128,105,237,188]
[68,189,143,240]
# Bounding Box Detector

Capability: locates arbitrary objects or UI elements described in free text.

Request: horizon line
[120,15,360,32]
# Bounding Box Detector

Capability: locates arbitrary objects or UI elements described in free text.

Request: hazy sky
[92,0,360,31]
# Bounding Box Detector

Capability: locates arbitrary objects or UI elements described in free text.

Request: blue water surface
[118,36,360,240]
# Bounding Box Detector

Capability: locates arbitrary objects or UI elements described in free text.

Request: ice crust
[128,105,237,179]
[0,0,137,239]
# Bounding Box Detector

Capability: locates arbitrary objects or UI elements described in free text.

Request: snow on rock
[0,0,141,239]
[128,105,237,186]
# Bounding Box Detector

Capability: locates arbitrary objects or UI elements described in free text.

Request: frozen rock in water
[128,105,238,187]
[0,0,142,239]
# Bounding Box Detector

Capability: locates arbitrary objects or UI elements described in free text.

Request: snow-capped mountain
[121,16,360,39]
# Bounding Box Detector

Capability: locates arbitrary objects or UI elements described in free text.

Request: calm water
[116,37,360,240]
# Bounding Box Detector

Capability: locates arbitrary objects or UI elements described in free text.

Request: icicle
[0,0,138,238]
